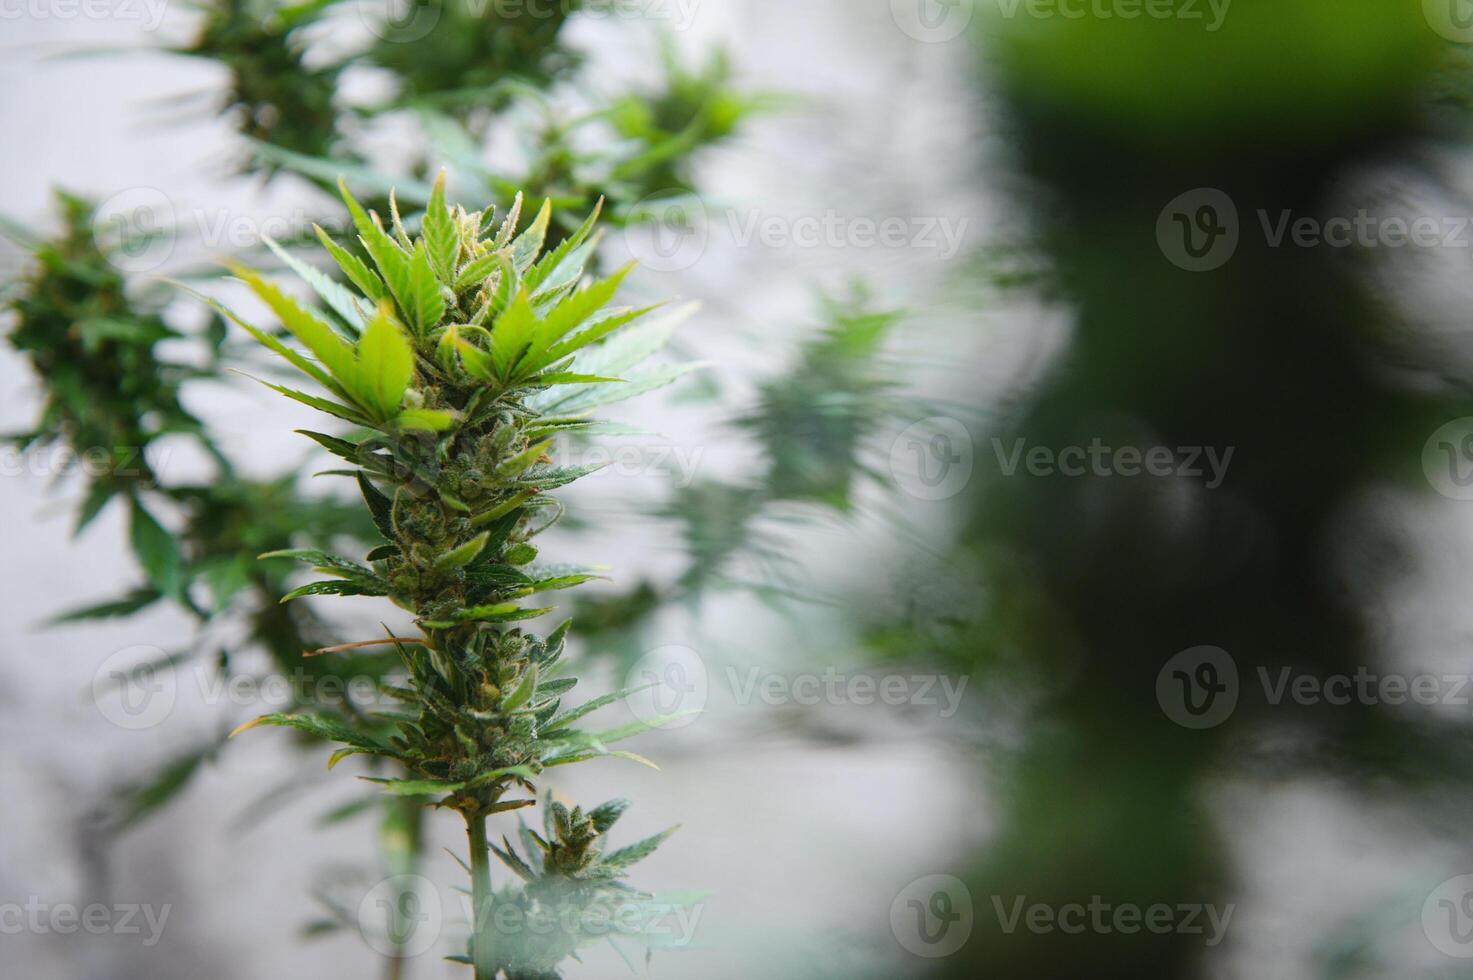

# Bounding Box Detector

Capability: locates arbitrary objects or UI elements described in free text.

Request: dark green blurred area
[917,4,1473,978]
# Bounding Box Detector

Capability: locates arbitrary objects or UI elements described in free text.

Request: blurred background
[6,1,1473,978]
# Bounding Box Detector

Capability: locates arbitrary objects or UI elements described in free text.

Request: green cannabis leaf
[219,172,696,979]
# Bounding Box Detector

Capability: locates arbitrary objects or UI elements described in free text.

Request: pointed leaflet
[358,472,396,541]
[352,301,415,421]
[528,262,636,354]
[529,304,662,376]
[422,171,459,284]
[338,179,420,333]
[525,198,603,292]
[227,263,357,383]
[262,235,367,334]
[490,287,539,377]
[432,531,489,571]
[407,240,447,333]
[185,284,338,393]
[128,498,182,600]
[314,224,385,302]
[510,198,552,271]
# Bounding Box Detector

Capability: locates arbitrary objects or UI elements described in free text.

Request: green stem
[467,811,496,980]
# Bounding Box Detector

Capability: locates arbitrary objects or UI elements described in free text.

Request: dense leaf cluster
[222,177,691,975]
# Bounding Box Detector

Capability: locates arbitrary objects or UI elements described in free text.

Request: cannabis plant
[167,0,343,174]
[570,289,906,666]
[221,174,696,976]
[1,191,388,831]
[364,0,583,120]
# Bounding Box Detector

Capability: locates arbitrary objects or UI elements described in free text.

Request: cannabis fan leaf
[216,173,698,979]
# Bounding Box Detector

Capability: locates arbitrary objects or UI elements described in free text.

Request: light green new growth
[217,172,700,978]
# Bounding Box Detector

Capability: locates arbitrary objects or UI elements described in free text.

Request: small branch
[304,637,425,657]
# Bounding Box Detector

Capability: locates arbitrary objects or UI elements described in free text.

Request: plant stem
[467,811,496,980]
